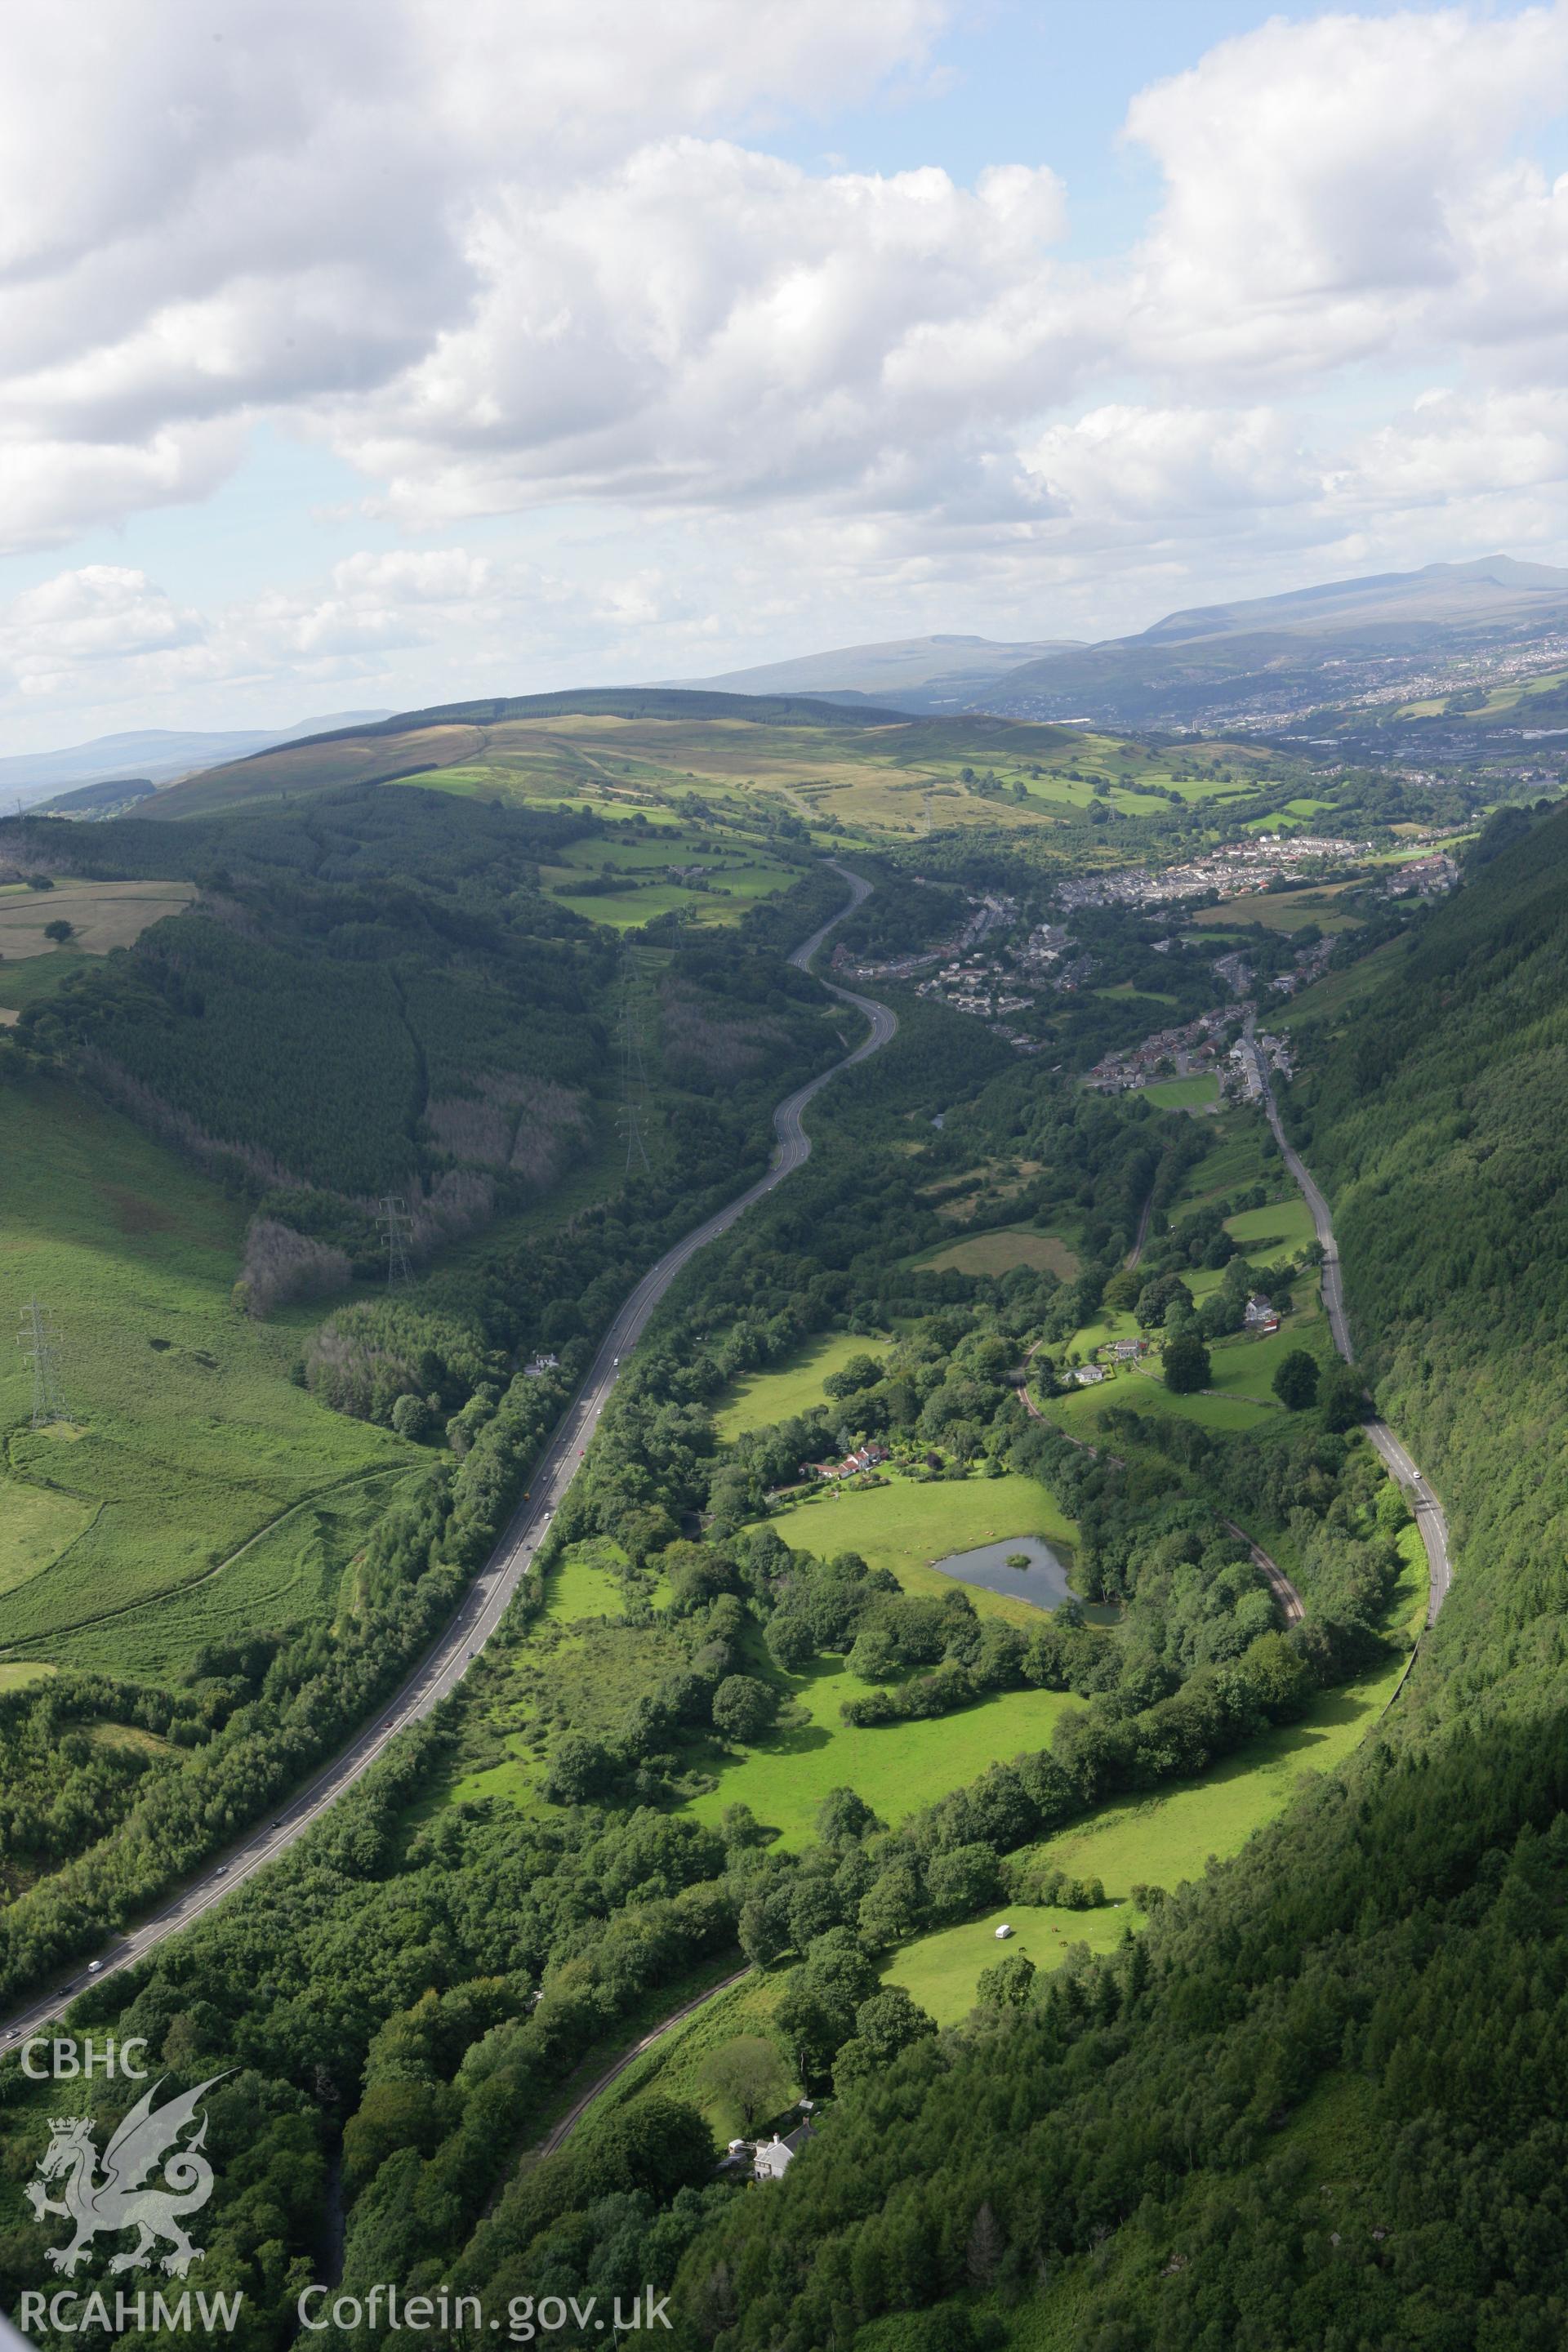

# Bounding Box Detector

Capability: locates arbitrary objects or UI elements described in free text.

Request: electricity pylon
[377,1195,413,1286]
[19,1300,68,1429]
[617,960,653,1176]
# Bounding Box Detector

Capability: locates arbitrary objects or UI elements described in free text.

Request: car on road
[87,1961,102,1975]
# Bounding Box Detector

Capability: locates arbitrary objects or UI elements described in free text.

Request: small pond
[933,1535,1079,1614]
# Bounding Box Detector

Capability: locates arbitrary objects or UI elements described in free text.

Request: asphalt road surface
[1245,1022,1453,1624]
[536,1967,754,2160]
[0,861,897,2059]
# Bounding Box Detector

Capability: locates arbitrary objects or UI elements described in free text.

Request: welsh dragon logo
[25,2075,227,2278]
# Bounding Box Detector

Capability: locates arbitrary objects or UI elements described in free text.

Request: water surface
[934,1535,1078,1613]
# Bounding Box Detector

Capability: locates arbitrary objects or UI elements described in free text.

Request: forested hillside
[7,779,1567,2352]
[655,802,1568,2350]
[0,908,1424,2351]
[0,786,850,2036]
[6,786,835,1274]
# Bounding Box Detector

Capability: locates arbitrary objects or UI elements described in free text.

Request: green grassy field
[1094,984,1180,1009]
[46,1468,416,1679]
[1276,935,1406,1031]
[713,1332,891,1442]
[1169,1111,1276,1212]
[0,880,192,967]
[581,1969,801,2145]
[1050,1373,1275,1435]
[176,699,1288,848]
[542,1543,633,1624]
[0,1078,408,1675]
[0,1664,54,1692]
[1143,1073,1220,1111]
[889,1535,1428,2025]
[1047,1298,1328,1436]
[0,947,96,1013]
[882,1899,1137,2025]
[1224,1196,1316,1257]
[911,1226,1080,1279]
[533,824,804,930]
[1187,884,1363,933]
[684,1657,1081,1850]
[758,1470,1078,1619]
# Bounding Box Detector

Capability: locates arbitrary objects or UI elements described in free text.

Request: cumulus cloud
[0,0,945,547]
[7,0,1568,730]
[0,568,203,702]
[327,145,1072,525]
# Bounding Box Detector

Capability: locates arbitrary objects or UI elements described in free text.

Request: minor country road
[1019,1350,1307,1626]
[537,1967,753,2160]
[1245,1020,1452,1623]
[0,862,896,2059]
[1220,1518,1303,1628]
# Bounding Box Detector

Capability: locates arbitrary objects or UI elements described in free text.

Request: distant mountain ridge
[651,562,1568,728]
[977,556,1568,728]
[0,712,394,813]
[666,632,1082,708]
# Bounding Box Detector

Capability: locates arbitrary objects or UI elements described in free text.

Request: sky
[6,0,1568,751]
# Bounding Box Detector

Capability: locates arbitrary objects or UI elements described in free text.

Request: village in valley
[1053,831,1374,912]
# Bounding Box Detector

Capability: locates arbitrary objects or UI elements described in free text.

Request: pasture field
[1052,1376,1274,1435]
[1187,884,1363,933]
[1276,934,1407,1031]
[580,1969,801,2145]
[911,1226,1080,1280]
[1045,1293,1328,1435]
[1094,982,1179,1007]
[0,1077,407,1676]
[0,1664,54,1692]
[532,821,804,929]
[1224,1196,1316,1257]
[0,948,94,1014]
[1142,1073,1219,1111]
[883,1900,1138,2026]
[713,1331,892,1442]
[758,1469,1079,1619]
[542,1541,635,1624]
[888,1532,1427,2025]
[0,879,193,960]
[437,1592,1080,1844]
[1167,1111,1276,1212]
[45,1468,416,1679]
[160,698,1290,847]
[684,1657,1082,1850]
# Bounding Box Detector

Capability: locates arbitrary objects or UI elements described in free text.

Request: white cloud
[0,0,945,547]
[325,143,1072,526]
[1121,4,1568,380]
[7,1,1568,733]
[1022,405,1320,524]
[0,567,203,702]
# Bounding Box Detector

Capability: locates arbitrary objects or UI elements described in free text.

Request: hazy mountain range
[18,557,1568,804]
[681,557,1568,730]
[665,632,1080,708]
[0,712,393,813]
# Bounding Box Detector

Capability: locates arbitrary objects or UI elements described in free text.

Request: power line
[377,1195,413,1287]
[617,960,653,1177]
[18,1299,68,1430]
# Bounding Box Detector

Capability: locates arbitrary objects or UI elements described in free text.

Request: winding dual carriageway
[0,862,893,2061]
[0,887,1450,2078]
